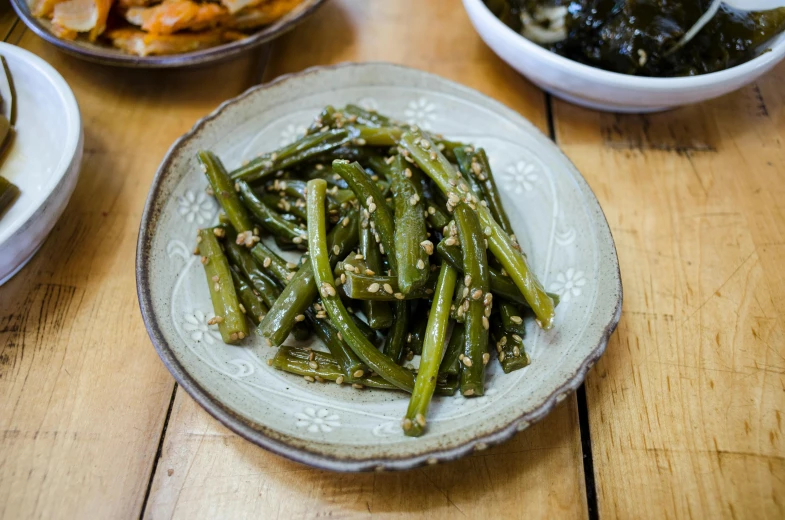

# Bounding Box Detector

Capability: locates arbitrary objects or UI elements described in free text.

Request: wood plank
[0,30,262,519]
[0,2,18,42]
[145,1,588,518]
[146,385,586,519]
[552,66,785,518]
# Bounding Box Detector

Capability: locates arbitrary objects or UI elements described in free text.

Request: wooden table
[1,1,783,518]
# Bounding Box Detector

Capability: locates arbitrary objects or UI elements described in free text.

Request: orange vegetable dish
[28,0,303,56]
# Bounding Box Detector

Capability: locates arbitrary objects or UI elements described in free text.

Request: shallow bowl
[137,62,622,471]
[11,0,326,68]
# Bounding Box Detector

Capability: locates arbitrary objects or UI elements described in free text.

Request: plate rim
[10,0,328,69]
[136,61,623,471]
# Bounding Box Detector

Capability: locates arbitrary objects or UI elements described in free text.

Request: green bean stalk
[403,262,457,436]
[399,130,555,329]
[197,228,249,344]
[453,204,490,396]
[307,178,415,392]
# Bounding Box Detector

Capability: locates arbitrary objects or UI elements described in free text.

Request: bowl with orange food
[11,0,327,67]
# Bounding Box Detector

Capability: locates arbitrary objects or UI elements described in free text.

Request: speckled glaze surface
[136,62,622,471]
[11,0,326,68]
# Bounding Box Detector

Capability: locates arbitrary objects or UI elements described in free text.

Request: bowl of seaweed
[463,0,785,111]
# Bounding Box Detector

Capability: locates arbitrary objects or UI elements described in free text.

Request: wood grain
[145,1,588,519]
[145,389,586,519]
[552,65,785,519]
[0,28,263,519]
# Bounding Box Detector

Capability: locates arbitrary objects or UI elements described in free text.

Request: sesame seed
[366,196,374,205]
[459,353,465,360]
[239,304,246,314]
[444,237,456,246]
[309,352,315,361]
[464,275,472,286]
[345,264,356,273]
[286,262,298,269]
[292,236,303,244]
[214,283,220,291]
[510,315,523,325]
[394,292,404,300]
[417,259,425,270]
[320,282,336,297]
[402,418,413,431]
[333,245,341,255]
[337,332,343,341]
[353,369,365,378]
[482,353,490,365]
[213,227,225,238]
[462,357,473,367]
[355,254,364,260]
[484,293,493,306]
[513,346,521,357]
[230,332,238,341]
[304,376,315,383]
[267,359,273,366]
[484,226,492,236]
[295,314,305,322]
[472,289,483,300]
[415,413,426,427]
[314,375,325,383]
[368,203,377,213]
[420,240,434,255]
[409,195,418,206]
[340,273,347,284]
[429,151,437,160]
[365,269,375,275]
[354,138,366,146]
[309,361,318,369]
[336,375,344,385]
[286,272,295,281]
[352,383,364,389]
[512,334,523,342]
[482,316,490,330]
[485,306,492,317]
[234,182,240,192]
[368,282,380,293]
[463,389,475,396]
[499,352,506,362]
[379,244,385,254]
[262,257,271,268]
[212,275,220,282]
[425,288,433,295]
[500,336,508,346]
[462,287,469,298]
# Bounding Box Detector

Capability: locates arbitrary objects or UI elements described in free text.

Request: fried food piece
[51,22,79,40]
[30,0,67,17]
[105,27,227,56]
[231,0,302,30]
[51,0,113,40]
[220,0,264,16]
[126,0,230,35]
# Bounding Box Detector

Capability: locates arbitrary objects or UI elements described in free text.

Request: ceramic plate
[11,0,326,68]
[137,62,622,471]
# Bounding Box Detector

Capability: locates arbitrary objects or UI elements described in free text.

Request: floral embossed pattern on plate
[137,63,622,471]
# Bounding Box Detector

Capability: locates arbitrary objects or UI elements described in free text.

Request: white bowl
[0,42,83,284]
[462,0,785,112]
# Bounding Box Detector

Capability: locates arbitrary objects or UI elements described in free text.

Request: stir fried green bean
[307,178,415,392]
[194,106,563,438]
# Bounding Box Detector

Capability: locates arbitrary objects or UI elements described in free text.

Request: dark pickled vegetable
[490,1,785,76]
